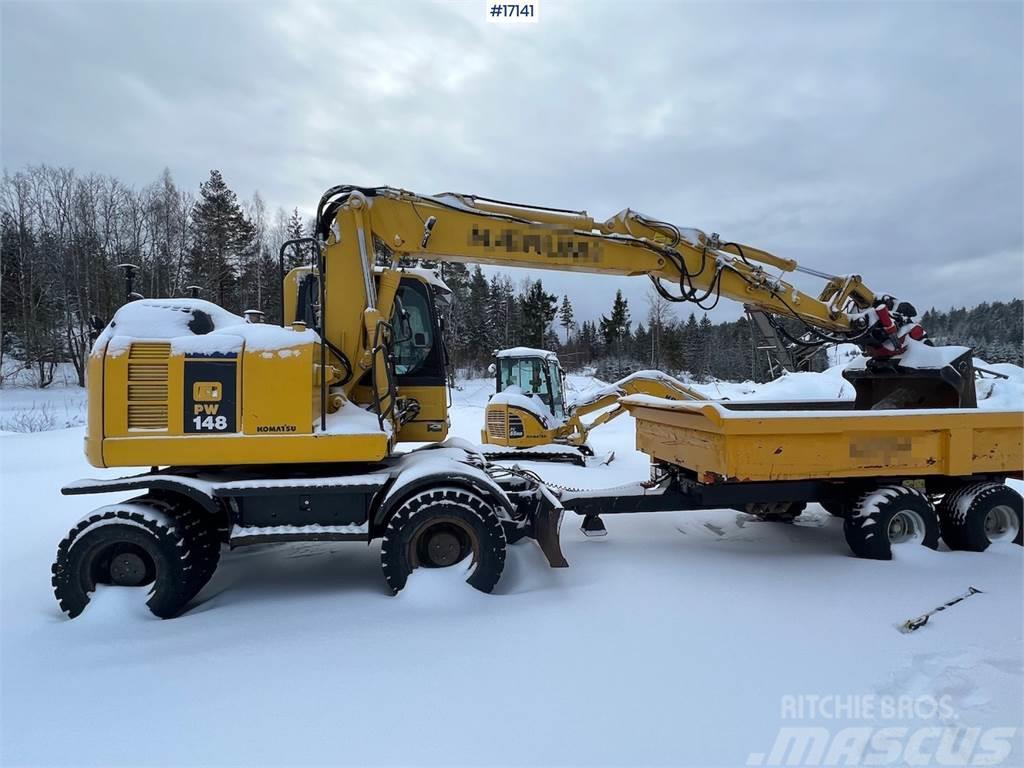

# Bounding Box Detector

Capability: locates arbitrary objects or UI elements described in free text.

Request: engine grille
[127,343,170,430]
[487,408,506,439]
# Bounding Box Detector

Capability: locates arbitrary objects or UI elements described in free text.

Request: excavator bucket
[843,348,977,410]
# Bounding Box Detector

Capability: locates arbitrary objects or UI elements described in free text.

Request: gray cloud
[3,0,1021,325]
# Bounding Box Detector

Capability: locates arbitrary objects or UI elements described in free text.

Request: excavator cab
[495,351,567,421]
[483,349,569,448]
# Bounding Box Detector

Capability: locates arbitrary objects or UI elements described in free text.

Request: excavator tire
[843,485,940,560]
[381,486,506,595]
[52,501,211,619]
[938,483,1022,551]
[139,494,222,585]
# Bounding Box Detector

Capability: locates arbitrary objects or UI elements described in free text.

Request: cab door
[392,278,449,441]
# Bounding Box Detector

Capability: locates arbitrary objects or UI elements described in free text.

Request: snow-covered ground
[1,363,1021,766]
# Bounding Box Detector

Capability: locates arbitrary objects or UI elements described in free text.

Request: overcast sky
[3,0,1022,325]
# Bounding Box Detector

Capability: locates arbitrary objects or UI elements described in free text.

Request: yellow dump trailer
[560,397,1023,560]
[623,398,1023,484]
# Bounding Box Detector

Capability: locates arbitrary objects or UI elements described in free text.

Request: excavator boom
[315,185,970,424]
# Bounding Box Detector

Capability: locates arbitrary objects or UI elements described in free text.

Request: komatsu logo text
[256,424,298,433]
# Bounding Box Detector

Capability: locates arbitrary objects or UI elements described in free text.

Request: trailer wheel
[52,502,209,619]
[381,487,506,595]
[938,483,1022,551]
[843,485,940,559]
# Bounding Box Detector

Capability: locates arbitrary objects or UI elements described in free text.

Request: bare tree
[646,284,674,368]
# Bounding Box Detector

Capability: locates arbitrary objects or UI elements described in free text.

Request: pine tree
[463,266,493,369]
[681,312,701,375]
[599,290,630,350]
[577,321,599,363]
[284,208,307,270]
[487,274,513,348]
[521,280,557,348]
[558,295,575,344]
[189,170,253,310]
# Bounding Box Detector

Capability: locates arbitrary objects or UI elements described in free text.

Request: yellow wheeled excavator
[480,347,705,464]
[55,185,987,619]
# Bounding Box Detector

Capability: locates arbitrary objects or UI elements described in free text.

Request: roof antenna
[118,264,143,303]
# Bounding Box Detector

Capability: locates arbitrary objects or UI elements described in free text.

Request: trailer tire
[52,503,206,619]
[844,486,940,560]
[938,483,1022,551]
[381,487,506,595]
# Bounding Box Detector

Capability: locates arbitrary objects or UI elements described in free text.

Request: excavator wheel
[52,500,213,619]
[843,485,940,559]
[138,494,223,584]
[938,483,1022,552]
[380,486,507,595]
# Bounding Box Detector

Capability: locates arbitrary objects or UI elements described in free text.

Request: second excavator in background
[480,346,705,464]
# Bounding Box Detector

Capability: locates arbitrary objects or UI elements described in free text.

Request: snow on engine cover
[84,298,391,468]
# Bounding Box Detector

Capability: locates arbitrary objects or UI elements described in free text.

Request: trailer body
[554,396,1023,557]
[621,397,1023,485]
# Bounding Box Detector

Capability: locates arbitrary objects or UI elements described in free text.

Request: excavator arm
[315,186,971,417]
[563,371,706,447]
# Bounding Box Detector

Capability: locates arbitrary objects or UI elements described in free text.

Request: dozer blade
[844,348,977,409]
[530,486,568,568]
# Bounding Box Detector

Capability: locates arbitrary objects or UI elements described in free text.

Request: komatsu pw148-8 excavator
[480,347,705,464]
[55,185,993,619]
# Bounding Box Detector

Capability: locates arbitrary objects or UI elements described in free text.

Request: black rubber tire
[52,503,208,619]
[141,495,222,584]
[843,485,940,560]
[380,487,506,595]
[938,483,1023,552]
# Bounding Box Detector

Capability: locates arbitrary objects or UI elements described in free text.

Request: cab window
[387,280,444,385]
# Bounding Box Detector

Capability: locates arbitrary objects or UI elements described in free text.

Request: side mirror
[487,363,497,375]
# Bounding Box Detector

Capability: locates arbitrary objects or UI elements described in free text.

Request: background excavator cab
[483,349,572,449]
[495,350,567,421]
